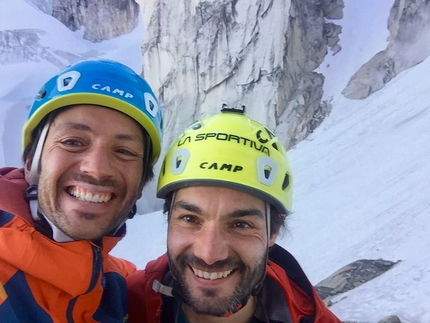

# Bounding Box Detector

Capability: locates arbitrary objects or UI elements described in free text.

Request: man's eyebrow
[172,201,202,214]
[55,122,144,143]
[172,201,265,220]
[56,122,91,132]
[115,133,144,143]
[228,208,265,220]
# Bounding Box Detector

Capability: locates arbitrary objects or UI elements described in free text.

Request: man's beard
[168,251,267,316]
[37,171,134,240]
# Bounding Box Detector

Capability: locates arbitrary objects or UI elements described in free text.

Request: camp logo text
[199,162,243,172]
[92,84,134,99]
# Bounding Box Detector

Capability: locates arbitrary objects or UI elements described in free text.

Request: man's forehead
[53,104,125,122]
[174,186,266,216]
[51,105,144,141]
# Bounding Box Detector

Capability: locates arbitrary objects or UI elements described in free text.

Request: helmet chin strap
[250,202,271,297]
[226,203,271,315]
[25,115,74,243]
[111,133,151,235]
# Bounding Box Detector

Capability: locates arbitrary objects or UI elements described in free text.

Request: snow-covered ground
[1,0,429,321]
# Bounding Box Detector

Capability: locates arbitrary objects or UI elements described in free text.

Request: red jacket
[127,244,341,323]
[0,167,136,323]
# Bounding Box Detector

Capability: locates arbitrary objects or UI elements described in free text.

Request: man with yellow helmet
[127,106,341,323]
[0,59,163,322]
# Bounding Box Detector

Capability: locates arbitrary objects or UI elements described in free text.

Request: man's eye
[179,215,199,224]
[234,221,252,229]
[61,139,82,146]
[117,148,135,156]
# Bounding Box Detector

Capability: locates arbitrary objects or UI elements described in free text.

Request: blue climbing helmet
[22,59,163,165]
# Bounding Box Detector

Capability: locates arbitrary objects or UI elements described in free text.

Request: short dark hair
[22,105,155,187]
[162,192,287,235]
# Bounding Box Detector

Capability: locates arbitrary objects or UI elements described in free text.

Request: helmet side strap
[168,191,176,221]
[28,114,53,186]
[27,114,52,223]
[142,131,152,183]
[266,202,271,246]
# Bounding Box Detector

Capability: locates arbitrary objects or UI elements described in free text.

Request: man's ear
[268,228,279,247]
[24,159,32,183]
[268,233,278,247]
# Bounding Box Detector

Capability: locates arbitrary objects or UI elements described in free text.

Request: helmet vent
[161,161,166,176]
[62,77,72,87]
[175,156,183,168]
[282,173,290,190]
[191,122,202,130]
[144,92,159,117]
[264,166,272,180]
[171,148,190,175]
[36,88,47,100]
[257,156,277,186]
[56,70,81,92]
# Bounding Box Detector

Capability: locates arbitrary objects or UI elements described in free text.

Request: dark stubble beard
[167,251,267,316]
[37,171,135,240]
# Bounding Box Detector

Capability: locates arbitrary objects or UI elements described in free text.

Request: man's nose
[193,223,229,265]
[79,144,115,179]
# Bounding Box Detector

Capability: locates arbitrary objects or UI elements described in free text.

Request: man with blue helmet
[0,59,163,322]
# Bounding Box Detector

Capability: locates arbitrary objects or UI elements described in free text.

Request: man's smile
[67,186,113,203]
[190,265,235,280]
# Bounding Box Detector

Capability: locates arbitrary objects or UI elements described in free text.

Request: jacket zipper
[66,245,103,323]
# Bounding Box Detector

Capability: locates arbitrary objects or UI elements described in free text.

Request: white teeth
[68,188,112,203]
[192,267,233,280]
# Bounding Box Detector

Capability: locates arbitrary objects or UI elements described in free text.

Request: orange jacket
[0,167,136,323]
[127,244,341,323]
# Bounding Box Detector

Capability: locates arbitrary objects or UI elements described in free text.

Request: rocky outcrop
[0,29,45,64]
[315,258,401,305]
[28,0,53,14]
[343,315,402,323]
[137,0,344,150]
[51,0,140,42]
[343,0,430,99]
[315,259,403,323]
[0,29,80,67]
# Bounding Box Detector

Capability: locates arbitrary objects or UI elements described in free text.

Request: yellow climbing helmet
[157,105,293,214]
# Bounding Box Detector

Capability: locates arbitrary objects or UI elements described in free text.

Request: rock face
[342,0,430,99]
[28,0,53,14]
[0,28,87,67]
[0,29,46,64]
[343,315,402,323]
[315,258,405,323]
[315,258,401,306]
[137,0,344,150]
[51,0,140,42]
